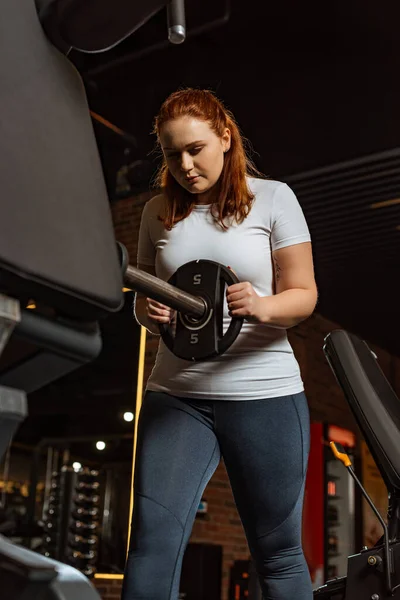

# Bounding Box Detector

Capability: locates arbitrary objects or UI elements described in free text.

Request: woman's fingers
[146,298,174,323]
[147,299,170,313]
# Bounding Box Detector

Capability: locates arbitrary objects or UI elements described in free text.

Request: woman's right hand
[146,298,175,324]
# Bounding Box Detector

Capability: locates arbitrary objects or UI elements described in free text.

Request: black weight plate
[159,260,243,361]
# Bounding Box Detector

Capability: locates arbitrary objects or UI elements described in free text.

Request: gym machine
[0,0,187,598]
[313,330,400,599]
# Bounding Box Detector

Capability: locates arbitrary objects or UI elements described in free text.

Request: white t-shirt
[137,177,311,400]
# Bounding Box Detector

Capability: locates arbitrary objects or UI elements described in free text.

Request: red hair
[153,88,264,230]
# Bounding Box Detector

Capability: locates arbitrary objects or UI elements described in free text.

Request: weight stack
[41,470,62,560]
[41,466,101,578]
[42,466,81,561]
[66,468,101,578]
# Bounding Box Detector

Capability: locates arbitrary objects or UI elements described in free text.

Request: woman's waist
[220,320,291,353]
[148,348,303,399]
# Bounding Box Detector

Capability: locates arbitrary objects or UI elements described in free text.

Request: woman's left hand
[226,281,262,322]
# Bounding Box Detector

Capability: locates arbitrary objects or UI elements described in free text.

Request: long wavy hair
[153,88,264,230]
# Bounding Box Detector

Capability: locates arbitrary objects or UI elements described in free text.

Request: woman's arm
[133,264,162,335]
[227,242,318,329]
[263,242,318,327]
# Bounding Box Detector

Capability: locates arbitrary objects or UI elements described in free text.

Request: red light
[327,481,336,496]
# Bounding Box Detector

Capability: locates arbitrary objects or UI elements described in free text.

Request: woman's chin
[186,182,208,194]
[183,178,216,199]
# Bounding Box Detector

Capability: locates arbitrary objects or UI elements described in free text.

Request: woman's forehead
[160,117,213,148]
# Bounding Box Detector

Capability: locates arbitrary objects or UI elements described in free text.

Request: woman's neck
[195,182,219,205]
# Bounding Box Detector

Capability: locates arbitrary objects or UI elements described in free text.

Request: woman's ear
[222,128,231,152]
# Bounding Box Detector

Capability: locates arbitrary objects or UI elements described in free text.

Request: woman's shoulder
[246,177,303,224]
[142,192,168,217]
[247,176,287,198]
[145,192,167,208]
[247,178,292,215]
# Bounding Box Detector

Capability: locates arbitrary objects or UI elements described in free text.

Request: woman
[122,88,318,600]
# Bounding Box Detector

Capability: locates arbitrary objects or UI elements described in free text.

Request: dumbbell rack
[67,468,100,577]
[41,469,62,559]
[41,465,101,577]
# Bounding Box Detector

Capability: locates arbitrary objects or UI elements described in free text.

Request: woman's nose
[180,153,194,172]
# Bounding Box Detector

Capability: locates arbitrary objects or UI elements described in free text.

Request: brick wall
[101,193,400,600]
[94,578,123,600]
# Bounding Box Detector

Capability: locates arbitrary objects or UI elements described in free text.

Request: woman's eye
[166,147,203,159]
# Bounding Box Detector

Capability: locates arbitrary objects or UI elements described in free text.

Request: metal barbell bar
[123,264,207,319]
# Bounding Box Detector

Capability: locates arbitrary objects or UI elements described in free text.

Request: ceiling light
[96,441,106,451]
[123,412,134,422]
[72,462,82,472]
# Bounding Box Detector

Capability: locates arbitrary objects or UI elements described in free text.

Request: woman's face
[159,116,231,202]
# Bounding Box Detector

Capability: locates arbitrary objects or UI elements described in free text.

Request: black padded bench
[314,330,400,599]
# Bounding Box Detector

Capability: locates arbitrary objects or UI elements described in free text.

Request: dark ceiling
[64,0,400,357]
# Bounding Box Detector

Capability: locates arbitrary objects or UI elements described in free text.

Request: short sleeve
[137,201,156,266]
[270,183,311,251]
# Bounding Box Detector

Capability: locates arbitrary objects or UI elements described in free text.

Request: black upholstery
[38,0,168,53]
[0,0,123,321]
[324,330,400,493]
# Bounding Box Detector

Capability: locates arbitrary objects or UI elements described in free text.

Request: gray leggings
[121,390,312,600]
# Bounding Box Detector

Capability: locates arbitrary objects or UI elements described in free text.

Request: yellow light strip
[370,197,400,209]
[95,324,147,580]
[127,326,147,555]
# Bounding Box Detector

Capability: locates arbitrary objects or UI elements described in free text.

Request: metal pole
[167,0,186,44]
[124,264,206,318]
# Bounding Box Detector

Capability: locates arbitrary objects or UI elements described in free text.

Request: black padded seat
[324,330,400,493]
[0,0,123,321]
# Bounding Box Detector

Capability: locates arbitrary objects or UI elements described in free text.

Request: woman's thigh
[132,391,221,534]
[215,392,310,546]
